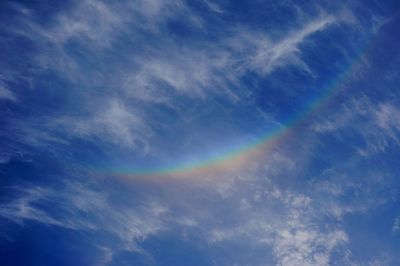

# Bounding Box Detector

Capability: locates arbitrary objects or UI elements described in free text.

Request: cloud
[311,160,396,220]
[312,97,400,156]
[15,0,191,47]
[0,84,17,102]
[52,99,152,149]
[0,182,167,251]
[393,216,400,233]
[240,15,336,74]
[205,183,348,266]
[374,103,400,140]
[0,186,76,229]
[0,99,151,155]
[273,227,347,266]
[203,0,224,14]
[123,46,241,102]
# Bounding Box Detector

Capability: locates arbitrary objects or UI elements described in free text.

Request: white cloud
[311,163,394,220]
[123,47,240,102]
[235,15,335,75]
[1,99,151,152]
[312,97,400,156]
[374,103,400,138]
[206,185,348,266]
[371,15,394,33]
[203,0,223,14]
[0,182,168,250]
[0,85,17,102]
[0,187,79,229]
[16,0,189,47]
[267,188,347,266]
[273,228,347,266]
[52,99,152,148]
[393,216,400,233]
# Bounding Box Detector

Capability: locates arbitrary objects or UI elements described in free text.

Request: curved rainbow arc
[109,34,374,180]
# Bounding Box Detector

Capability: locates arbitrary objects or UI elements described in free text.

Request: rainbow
[106,33,374,181]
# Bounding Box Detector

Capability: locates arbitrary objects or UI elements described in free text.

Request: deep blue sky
[1,0,400,265]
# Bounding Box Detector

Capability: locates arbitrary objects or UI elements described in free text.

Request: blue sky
[0,0,400,265]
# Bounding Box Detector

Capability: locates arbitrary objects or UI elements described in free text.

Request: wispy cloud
[52,99,152,149]
[203,0,224,14]
[240,15,335,74]
[205,183,349,266]
[393,216,400,233]
[312,97,400,156]
[0,83,17,102]
[0,182,167,251]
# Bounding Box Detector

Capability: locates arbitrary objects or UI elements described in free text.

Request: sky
[0,0,400,265]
